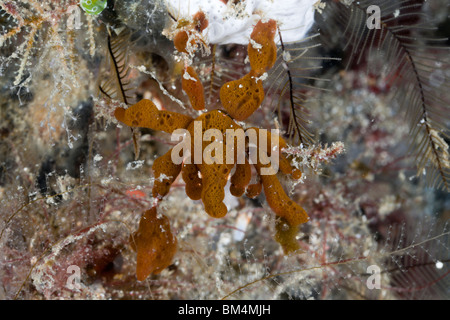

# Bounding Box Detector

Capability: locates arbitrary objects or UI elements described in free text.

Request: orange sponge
[259,172,309,227]
[186,110,242,218]
[182,66,205,111]
[114,99,193,133]
[173,30,191,54]
[181,162,203,200]
[274,218,301,254]
[249,127,309,227]
[152,148,182,198]
[130,207,177,281]
[245,179,262,199]
[173,11,208,54]
[247,19,277,74]
[193,10,208,32]
[220,70,265,121]
[230,160,252,197]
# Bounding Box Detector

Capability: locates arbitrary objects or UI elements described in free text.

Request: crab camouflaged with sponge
[115,0,324,281]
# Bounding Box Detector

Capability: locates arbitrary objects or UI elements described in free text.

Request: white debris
[249,38,262,50]
[255,72,268,82]
[313,0,326,14]
[126,160,145,170]
[282,50,291,62]
[165,0,317,45]
[93,154,103,162]
[183,69,197,81]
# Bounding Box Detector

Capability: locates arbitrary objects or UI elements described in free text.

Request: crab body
[114,17,310,280]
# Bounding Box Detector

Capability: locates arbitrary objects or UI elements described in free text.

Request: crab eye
[79,0,107,15]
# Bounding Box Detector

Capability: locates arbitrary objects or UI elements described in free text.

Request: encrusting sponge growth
[220,70,265,121]
[114,99,193,133]
[129,207,178,281]
[247,19,278,74]
[182,66,206,111]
